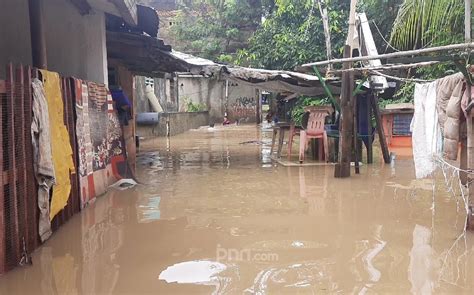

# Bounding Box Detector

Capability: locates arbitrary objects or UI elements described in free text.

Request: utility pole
[335,0,358,178]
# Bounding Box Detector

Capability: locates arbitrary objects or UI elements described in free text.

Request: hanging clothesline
[369,70,434,83]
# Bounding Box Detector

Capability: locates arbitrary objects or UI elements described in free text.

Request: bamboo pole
[327,61,441,75]
[301,42,474,69]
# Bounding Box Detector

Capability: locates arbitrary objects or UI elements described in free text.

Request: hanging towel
[40,70,75,220]
[411,82,442,178]
[31,78,54,242]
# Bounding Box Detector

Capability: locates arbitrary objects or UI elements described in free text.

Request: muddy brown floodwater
[0,125,473,294]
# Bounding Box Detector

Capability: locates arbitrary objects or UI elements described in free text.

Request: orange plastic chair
[299,111,330,163]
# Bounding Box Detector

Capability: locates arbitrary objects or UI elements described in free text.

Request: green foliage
[389,0,464,50]
[291,96,330,126]
[358,0,404,52]
[384,0,465,106]
[386,63,459,108]
[170,0,264,61]
[236,0,350,70]
[183,97,207,112]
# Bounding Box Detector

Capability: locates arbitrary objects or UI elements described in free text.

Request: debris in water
[109,178,138,190]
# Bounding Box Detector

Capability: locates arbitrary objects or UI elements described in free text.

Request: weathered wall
[137,111,209,137]
[0,0,32,79]
[0,0,108,83]
[44,0,108,84]
[135,75,177,113]
[135,76,151,113]
[227,82,259,123]
[177,75,224,124]
[135,75,258,125]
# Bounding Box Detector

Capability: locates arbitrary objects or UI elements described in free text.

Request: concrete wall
[227,81,259,123]
[0,0,108,83]
[177,75,224,124]
[135,75,260,125]
[44,0,108,84]
[135,75,178,113]
[0,0,32,79]
[137,111,209,137]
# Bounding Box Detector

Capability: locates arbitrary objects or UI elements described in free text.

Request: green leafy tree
[237,0,350,70]
[170,0,267,61]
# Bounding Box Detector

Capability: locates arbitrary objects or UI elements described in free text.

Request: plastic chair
[299,111,330,163]
[287,124,303,160]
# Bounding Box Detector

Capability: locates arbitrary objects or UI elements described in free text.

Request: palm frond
[389,0,464,50]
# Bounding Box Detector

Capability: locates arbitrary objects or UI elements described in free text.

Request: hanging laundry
[39,70,75,220]
[31,78,54,242]
[436,73,465,160]
[411,82,442,179]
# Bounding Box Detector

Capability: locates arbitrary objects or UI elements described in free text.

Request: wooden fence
[0,64,80,274]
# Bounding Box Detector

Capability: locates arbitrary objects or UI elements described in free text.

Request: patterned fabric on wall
[74,79,127,208]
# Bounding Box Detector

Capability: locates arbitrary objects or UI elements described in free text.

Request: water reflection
[159,260,238,294]
[409,225,438,295]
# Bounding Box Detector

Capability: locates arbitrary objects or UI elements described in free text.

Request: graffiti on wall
[229,97,256,120]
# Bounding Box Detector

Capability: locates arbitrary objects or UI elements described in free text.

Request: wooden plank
[24,66,38,251]
[16,66,28,249]
[0,75,5,273]
[367,96,373,164]
[370,93,391,164]
[466,85,474,230]
[7,64,20,265]
[353,92,360,174]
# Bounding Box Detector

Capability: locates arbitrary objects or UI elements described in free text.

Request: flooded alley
[0,125,473,294]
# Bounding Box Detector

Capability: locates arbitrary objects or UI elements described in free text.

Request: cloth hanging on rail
[436,73,465,160]
[39,70,75,221]
[31,78,55,242]
[411,81,442,179]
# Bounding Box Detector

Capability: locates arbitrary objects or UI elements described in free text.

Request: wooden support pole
[367,96,374,164]
[464,0,474,230]
[335,0,357,178]
[466,97,474,230]
[335,45,354,178]
[353,92,360,174]
[28,0,47,69]
[369,93,391,164]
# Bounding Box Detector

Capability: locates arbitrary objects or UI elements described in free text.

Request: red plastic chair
[287,124,302,160]
[299,111,330,163]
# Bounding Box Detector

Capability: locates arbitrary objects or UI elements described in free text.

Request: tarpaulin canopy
[220,66,341,97]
